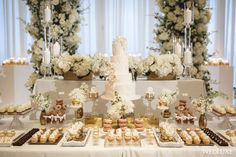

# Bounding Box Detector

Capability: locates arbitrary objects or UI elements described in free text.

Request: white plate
[61,129,91,147]
[153,129,184,148]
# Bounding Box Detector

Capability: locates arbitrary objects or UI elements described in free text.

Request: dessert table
[33,79,206,114]
[0,119,235,157]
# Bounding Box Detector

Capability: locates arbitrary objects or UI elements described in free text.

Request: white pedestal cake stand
[101,94,141,101]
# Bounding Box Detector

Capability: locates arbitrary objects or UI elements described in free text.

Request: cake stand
[101,94,140,101]
[0,108,34,129]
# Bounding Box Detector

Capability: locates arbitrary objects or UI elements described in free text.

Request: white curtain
[0,0,31,63]
[224,0,236,86]
[78,0,156,56]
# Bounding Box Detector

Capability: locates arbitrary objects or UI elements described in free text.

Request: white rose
[167,12,177,23]
[158,32,169,41]
[52,0,59,5]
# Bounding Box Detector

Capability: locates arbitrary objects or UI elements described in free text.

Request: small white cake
[103,37,138,100]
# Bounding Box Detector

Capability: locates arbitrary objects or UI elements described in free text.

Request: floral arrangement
[68,83,89,107]
[72,54,92,78]
[91,54,111,79]
[154,0,212,93]
[141,53,183,78]
[158,88,178,106]
[53,53,92,78]
[31,93,51,111]
[107,92,135,119]
[191,91,227,114]
[25,0,82,91]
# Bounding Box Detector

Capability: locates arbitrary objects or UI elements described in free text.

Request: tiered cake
[103,37,139,100]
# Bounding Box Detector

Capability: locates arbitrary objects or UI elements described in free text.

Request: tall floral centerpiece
[154,0,212,93]
[25,0,82,91]
[31,93,51,125]
[107,92,135,129]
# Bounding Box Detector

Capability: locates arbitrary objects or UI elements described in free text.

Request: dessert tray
[176,128,214,146]
[153,129,184,148]
[61,129,91,147]
[12,128,39,146]
[202,128,229,146]
[28,127,64,145]
[103,128,143,147]
[0,130,25,147]
[104,137,142,147]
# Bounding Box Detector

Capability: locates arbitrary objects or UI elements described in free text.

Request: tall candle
[184,8,192,25]
[184,48,192,65]
[53,42,60,57]
[174,42,182,58]
[45,6,51,23]
[44,48,51,66]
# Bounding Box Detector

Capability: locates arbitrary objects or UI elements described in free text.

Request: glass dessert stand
[0,108,34,129]
[69,105,84,123]
[211,112,235,129]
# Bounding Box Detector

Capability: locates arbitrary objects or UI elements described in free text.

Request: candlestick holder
[89,91,99,116]
[144,92,155,117]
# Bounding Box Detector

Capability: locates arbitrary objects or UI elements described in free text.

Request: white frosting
[103,37,137,100]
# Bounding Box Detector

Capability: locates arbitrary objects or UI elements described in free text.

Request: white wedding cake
[102,37,139,100]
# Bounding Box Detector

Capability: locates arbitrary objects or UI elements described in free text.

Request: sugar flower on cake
[158,88,178,108]
[69,83,89,107]
[31,93,51,112]
[72,54,92,78]
[91,53,111,79]
[107,92,135,119]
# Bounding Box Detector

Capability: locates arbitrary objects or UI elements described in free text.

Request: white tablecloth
[0,119,235,157]
[33,79,206,114]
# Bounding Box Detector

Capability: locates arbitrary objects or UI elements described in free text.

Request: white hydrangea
[158,88,178,106]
